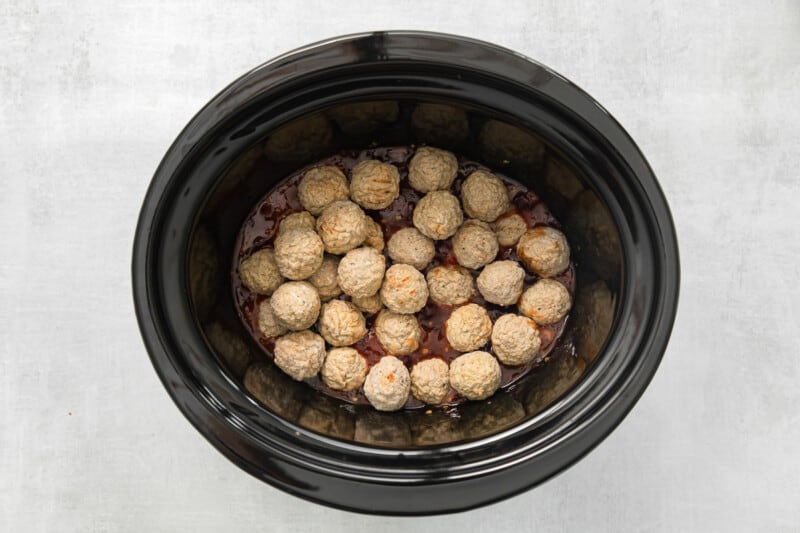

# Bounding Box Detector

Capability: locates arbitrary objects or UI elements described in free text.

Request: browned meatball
[491,213,527,247]
[297,165,349,215]
[407,146,458,192]
[274,228,324,280]
[374,310,421,356]
[410,358,450,404]
[426,265,474,305]
[239,248,283,295]
[349,159,400,210]
[337,246,386,298]
[491,314,541,366]
[363,356,411,411]
[387,227,435,270]
[317,299,367,347]
[273,330,326,381]
[270,281,321,331]
[445,303,492,352]
[316,200,368,254]
[380,264,429,314]
[307,254,341,301]
[412,190,463,240]
[516,226,571,277]
[321,347,368,391]
[519,278,572,325]
[460,169,510,223]
[449,351,501,401]
[476,260,525,306]
[452,219,498,270]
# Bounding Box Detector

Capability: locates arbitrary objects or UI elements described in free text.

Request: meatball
[407,146,458,193]
[516,226,571,277]
[274,228,324,280]
[277,210,315,235]
[387,227,435,270]
[316,200,368,254]
[452,219,498,270]
[362,216,385,252]
[460,170,510,223]
[491,213,527,247]
[317,299,367,347]
[321,347,367,391]
[476,260,525,306]
[374,310,421,356]
[307,255,341,301]
[337,246,386,298]
[449,351,502,401]
[270,281,321,331]
[363,356,411,411]
[426,265,474,305]
[273,330,326,381]
[412,190,463,240]
[349,159,400,210]
[410,358,450,404]
[380,264,429,314]
[297,165,350,215]
[257,298,288,337]
[239,248,283,295]
[351,293,382,315]
[519,279,572,325]
[445,303,493,352]
[491,314,541,366]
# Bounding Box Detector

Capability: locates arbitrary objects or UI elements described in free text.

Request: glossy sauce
[232,146,575,409]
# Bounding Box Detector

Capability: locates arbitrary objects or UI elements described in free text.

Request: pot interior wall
[187,98,622,447]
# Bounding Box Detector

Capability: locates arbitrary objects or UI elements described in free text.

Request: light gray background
[1,1,798,531]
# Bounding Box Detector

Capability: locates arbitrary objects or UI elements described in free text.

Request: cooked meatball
[349,159,400,210]
[317,299,367,347]
[362,217,385,252]
[407,146,458,193]
[410,103,470,145]
[452,219,498,270]
[380,264,429,314]
[519,278,572,325]
[273,330,326,381]
[351,293,383,315]
[445,303,493,352]
[476,260,525,306]
[307,255,341,301]
[449,351,501,401]
[516,226,570,277]
[297,165,350,215]
[426,265,474,305]
[321,347,368,391]
[461,170,510,223]
[374,310,421,356]
[264,114,332,162]
[274,228,324,280]
[277,210,315,235]
[257,298,288,337]
[412,190,463,240]
[337,246,386,298]
[270,281,321,331]
[387,227,435,270]
[491,213,527,247]
[363,356,411,411]
[316,200,368,254]
[410,358,450,404]
[239,248,283,295]
[491,314,541,366]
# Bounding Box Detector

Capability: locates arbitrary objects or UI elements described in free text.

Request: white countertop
[2,1,798,531]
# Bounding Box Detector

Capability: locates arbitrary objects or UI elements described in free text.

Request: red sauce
[232,146,575,409]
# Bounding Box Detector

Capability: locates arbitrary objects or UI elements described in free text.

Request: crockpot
[132,31,679,515]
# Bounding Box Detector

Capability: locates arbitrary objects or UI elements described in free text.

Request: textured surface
[1,1,799,531]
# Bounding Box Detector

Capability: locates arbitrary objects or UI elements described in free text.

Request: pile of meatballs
[236,146,573,412]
